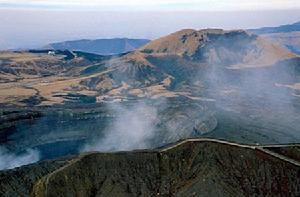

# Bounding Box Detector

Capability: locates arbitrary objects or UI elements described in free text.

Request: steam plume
[0,147,40,170]
[83,101,159,152]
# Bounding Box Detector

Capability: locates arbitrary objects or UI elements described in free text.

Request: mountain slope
[1,139,300,196]
[249,21,300,34]
[47,38,150,55]
[249,21,300,54]
[140,28,295,67]
[1,28,300,167]
[260,31,300,54]
[29,140,300,197]
[0,29,296,106]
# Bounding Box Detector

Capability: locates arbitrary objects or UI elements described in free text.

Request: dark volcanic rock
[1,139,298,197]
[0,157,74,197]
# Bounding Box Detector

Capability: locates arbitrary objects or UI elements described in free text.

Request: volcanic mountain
[1,28,300,196]
[1,28,300,174]
[0,29,297,106]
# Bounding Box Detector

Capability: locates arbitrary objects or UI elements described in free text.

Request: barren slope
[1,139,300,196]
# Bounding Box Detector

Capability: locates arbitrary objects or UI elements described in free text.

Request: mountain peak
[140,29,253,57]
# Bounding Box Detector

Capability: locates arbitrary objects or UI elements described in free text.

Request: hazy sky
[1,0,300,11]
[0,0,300,49]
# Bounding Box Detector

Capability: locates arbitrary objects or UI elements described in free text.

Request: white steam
[83,101,159,152]
[0,147,40,170]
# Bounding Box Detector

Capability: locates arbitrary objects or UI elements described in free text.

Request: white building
[48,51,55,55]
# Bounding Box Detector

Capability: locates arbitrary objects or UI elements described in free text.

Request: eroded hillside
[1,28,300,169]
[0,29,298,106]
[1,139,300,197]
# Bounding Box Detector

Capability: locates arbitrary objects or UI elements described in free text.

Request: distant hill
[249,21,300,54]
[260,31,300,54]
[47,38,150,55]
[249,21,300,34]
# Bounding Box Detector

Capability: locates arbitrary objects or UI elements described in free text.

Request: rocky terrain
[0,138,299,196]
[0,99,217,159]
[0,29,298,106]
[1,28,300,173]
[0,156,75,196]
